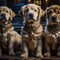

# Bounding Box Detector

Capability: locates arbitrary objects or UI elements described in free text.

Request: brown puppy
[19,4,44,58]
[44,5,60,57]
[0,6,22,55]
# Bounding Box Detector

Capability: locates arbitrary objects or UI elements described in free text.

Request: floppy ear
[19,5,26,17]
[39,7,44,17]
[40,9,44,17]
[9,9,16,20]
[19,10,23,17]
[37,6,44,20]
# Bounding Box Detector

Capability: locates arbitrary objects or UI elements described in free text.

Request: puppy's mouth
[49,21,59,26]
[27,19,34,24]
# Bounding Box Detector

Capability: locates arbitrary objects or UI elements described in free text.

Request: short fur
[44,5,60,57]
[19,4,44,58]
[0,6,22,55]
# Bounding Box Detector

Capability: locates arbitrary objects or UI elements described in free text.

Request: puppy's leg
[57,47,60,56]
[57,42,60,56]
[9,37,15,55]
[0,41,2,55]
[57,37,60,56]
[0,47,2,55]
[44,42,50,57]
[21,42,28,58]
[36,40,43,58]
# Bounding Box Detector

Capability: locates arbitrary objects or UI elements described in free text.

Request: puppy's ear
[38,7,44,17]
[9,9,16,20]
[37,6,44,20]
[19,5,26,17]
[40,8,44,17]
[19,10,23,17]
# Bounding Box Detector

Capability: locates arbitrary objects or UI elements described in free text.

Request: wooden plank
[0,55,60,60]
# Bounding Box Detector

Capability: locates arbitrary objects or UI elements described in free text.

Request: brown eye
[48,10,52,14]
[6,10,8,13]
[25,8,29,12]
[34,9,37,12]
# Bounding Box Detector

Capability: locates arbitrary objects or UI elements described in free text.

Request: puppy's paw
[36,53,43,58]
[0,50,2,56]
[44,52,50,57]
[0,52,2,56]
[57,52,60,56]
[9,51,15,55]
[21,53,28,58]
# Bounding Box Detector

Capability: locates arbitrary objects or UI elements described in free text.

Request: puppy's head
[0,6,15,24]
[19,4,44,24]
[45,5,60,25]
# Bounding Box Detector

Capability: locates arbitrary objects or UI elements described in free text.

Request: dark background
[0,0,60,10]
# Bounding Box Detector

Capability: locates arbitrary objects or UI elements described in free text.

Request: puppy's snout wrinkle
[29,14,33,19]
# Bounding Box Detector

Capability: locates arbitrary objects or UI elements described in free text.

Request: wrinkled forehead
[26,4,38,10]
[0,6,10,12]
[47,6,60,14]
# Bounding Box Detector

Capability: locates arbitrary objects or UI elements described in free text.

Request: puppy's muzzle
[29,13,33,19]
[0,13,6,20]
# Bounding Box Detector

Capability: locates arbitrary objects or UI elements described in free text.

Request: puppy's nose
[1,14,5,19]
[1,14,5,17]
[29,14,33,19]
[51,16,57,22]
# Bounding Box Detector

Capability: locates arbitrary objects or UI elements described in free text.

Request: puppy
[0,6,22,55]
[44,5,60,57]
[19,4,44,58]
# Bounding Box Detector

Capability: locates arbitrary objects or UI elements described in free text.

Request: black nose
[1,14,5,19]
[1,14,5,16]
[51,16,57,22]
[29,14,33,19]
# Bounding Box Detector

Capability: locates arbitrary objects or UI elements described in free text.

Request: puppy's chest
[23,30,41,41]
[0,23,13,32]
[0,33,8,48]
[45,31,60,43]
[47,24,60,34]
[3,33,8,40]
[23,31,39,50]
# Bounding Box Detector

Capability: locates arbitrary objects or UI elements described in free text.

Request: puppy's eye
[6,10,8,13]
[48,10,52,14]
[34,9,37,12]
[25,9,29,12]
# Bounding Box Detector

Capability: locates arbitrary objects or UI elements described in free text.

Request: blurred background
[0,0,60,10]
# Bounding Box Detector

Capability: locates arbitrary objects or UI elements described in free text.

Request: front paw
[36,53,43,58]
[0,52,2,56]
[0,49,2,56]
[57,52,60,57]
[21,53,28,58]
[9,51,15,55]
[44,52,50,57]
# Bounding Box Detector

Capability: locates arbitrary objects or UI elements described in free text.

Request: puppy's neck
[47,24,60,34]
[24,22,42,33]
[0,22,14,33]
